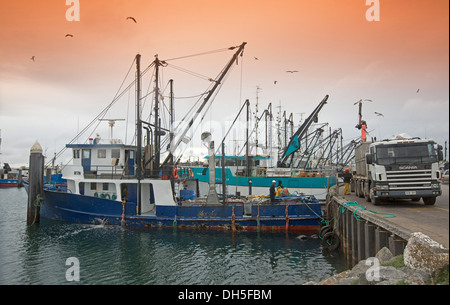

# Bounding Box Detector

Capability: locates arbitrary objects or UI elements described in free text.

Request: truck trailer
[353,136,443,205]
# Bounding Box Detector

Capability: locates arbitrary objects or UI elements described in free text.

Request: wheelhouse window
[73,149,80,159]
[97,149,106,159]
[111,149,120,159]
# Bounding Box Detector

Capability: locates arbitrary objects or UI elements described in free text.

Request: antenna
[98,119,125,139]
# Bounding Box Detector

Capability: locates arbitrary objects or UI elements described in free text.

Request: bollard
[27,141,44,225]
[18,169,23,187]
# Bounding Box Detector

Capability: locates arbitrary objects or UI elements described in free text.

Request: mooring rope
[31,194,42,226]
[303,200,397,241]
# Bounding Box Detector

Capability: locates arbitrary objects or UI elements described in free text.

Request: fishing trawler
[0,165,22,188]
[180,95,338,201]
[34,43,324,232]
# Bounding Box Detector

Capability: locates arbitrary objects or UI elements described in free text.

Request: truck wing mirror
[365,153,373,164]
[438,150,443,161]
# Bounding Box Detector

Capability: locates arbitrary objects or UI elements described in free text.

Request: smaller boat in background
[0,163,23,188]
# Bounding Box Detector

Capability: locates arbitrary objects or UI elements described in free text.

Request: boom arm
[278,94,329,167]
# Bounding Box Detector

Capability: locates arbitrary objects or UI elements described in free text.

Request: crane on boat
[277,94,329,168]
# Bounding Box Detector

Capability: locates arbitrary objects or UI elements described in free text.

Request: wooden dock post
[356,219,366,262]
[364,221,376,258]
[27,141,44,225]
[18,169,23,187]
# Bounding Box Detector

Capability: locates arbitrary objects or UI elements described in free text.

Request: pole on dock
[222,142,226,204]
[27,141,44,225]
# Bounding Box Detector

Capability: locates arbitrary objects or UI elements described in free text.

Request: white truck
[353,136,443,205]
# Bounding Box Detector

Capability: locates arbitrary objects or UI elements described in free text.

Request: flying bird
[126,16,137,23]
[274,81,278,85]
[30,56,35,62]
[286,70,298,73]
[374,112,384,117]
[65,33,74,37]
[254,57,259,60]
[416,89,420,93]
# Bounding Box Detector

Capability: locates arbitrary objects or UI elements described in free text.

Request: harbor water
[0,188,348,285]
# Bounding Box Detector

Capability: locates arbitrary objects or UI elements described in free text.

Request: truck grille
[386,169,433,190]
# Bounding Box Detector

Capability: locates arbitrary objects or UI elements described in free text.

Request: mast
[267,103,273,167]
[246,99,250,177]
[136,54,142,215]
[169,79,174,166]
[154,55,161,175]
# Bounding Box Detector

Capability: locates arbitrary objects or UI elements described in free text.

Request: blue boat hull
[0,179,19,187]
[41,190,322,232]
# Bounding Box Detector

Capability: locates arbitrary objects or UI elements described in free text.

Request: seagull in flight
[416,89,420,93]
[286,70,299,73]
[254,57,259,60]
[374,112,384,117]
[126,16,137,23]
[30,56,35,62]
[65,33,74,37]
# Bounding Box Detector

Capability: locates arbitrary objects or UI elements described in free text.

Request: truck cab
[355,137,443,205]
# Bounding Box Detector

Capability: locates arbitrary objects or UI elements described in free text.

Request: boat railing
[84,165,135,179]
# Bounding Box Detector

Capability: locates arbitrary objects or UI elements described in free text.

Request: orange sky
[0,0,448,165]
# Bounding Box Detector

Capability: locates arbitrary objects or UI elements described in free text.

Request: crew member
[270,180,276,203]
[276,180,283,196]
[342,168,352,195]
[277,180,284,188]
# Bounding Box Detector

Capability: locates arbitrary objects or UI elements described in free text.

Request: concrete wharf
[327,183,449,267]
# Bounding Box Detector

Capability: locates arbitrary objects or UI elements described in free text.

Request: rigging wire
[161,47,234,62]
[47,57,137,166]
[50,45,243,167]
[165,63,215,82]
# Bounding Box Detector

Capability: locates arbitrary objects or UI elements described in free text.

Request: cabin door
[125,149,135,176]
[81,149,91,172]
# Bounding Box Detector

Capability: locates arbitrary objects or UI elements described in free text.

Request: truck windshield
[376,143,437,165]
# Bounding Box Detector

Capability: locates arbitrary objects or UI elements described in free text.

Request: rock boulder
[403,232,449,275]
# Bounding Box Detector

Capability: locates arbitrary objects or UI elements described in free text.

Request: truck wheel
[423,197,436,205]
[365,183,371,202]
[358,182,364,198]
[370,188,380,205]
